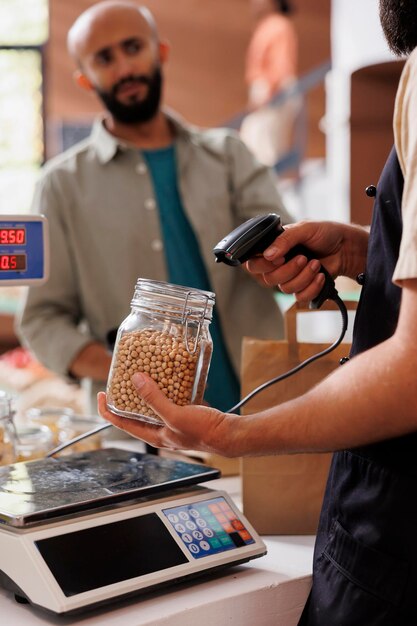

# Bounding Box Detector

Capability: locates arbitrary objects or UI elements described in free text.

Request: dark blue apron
[299,147,417,625]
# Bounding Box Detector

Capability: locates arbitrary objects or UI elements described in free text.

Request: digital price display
[0,215,48,285]
[0,254,27,271]
[0,228,26,245]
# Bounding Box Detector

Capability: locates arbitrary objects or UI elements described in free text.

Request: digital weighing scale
[0,214,49,285]
[0,448,266,615]
[0,217,266,615]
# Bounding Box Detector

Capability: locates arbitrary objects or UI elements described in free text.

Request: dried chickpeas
[107,328,211,424]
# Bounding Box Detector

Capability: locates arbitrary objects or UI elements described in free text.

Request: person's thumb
[263,223,299,260]
[131,372,176,424]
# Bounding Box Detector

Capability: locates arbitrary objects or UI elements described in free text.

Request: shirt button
[136,163,147,174]
[356,272,365,285]
[365,185,377,197]
[144,198,156,211]
[151,239,163,252]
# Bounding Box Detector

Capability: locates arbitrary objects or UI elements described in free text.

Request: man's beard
[96,65,162,124]
[379,0,417,56]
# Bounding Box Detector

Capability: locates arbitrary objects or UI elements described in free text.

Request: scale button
[192,530,204,541]
[202,527,214,538]
[196,518,207,528]
[199,506,211,517]
[200,541,211,551]
[219,534,234,546]
[168,513,179,523]
[175,523,186,533]
[189,508,200,518]
[222,522,234,534]
[232,520,245,531]
[182,533,193,543]
[186,520,197,530]
[179,511,190,521]
[189,543,200,554]
[209,538,222,549]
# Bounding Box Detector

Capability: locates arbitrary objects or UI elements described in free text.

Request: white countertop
[0,450,314,626]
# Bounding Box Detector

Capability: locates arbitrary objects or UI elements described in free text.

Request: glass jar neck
[131,279,215,324]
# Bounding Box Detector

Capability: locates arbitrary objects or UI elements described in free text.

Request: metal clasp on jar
[181,291,210,354]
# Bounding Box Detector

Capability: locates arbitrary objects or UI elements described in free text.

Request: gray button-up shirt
[17,112,291,408]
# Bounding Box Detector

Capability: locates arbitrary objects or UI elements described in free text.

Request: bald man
[18,1,291,414]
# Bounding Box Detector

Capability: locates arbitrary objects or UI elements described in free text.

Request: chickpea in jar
[107,328,212,424]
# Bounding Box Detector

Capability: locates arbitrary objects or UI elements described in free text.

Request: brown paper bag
[240,300,356,535]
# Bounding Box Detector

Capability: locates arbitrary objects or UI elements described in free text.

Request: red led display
[0,254,27,271]
[0,228,26,245]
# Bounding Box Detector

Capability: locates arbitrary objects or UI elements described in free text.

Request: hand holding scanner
[213,213,338,309]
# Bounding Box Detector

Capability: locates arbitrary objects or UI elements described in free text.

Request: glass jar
[0,391,15,465]
[57,414,105,455]
[14,424,54,463]
[107,279,215,425]
[25,406,75,445]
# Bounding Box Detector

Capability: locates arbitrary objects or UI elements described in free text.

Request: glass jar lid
[132,279,215,322]
[15,424,53,455]
[25,406,75,421]
[57,414,106,431]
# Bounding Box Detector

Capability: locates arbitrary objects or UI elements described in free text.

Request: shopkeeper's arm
[98,221,417,456]
[98,276,417,457]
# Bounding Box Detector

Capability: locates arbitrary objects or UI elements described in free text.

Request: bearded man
[18,1,290,414]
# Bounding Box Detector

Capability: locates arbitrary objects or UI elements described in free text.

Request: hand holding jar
[98,374,237,456]
[106,279,215,425]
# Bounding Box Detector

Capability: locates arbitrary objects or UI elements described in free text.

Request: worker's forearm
[233,334,415,457]
[69,342,112,382]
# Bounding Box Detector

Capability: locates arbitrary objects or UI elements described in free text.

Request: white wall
[326,0,396,222]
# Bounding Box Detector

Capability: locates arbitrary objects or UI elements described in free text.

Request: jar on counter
[57,414,105,454]
[14,424,54,462]
[107,279,215,425]
[0,391,15,465]
[25,406,75,445]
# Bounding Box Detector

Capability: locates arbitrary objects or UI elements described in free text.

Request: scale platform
[0,449,266,615]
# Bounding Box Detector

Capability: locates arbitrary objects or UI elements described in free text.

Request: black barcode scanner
[212,213,348,414]
[213,213,338,309]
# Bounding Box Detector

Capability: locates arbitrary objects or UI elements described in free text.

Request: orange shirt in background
[245,13,298,103]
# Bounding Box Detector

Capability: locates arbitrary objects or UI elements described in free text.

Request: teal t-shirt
[142,145,240,412]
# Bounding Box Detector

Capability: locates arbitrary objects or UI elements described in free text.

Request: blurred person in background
[17,0,291,416]
[240,0,300,167]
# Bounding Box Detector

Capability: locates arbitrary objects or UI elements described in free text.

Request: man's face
[95,62,162,124]
[77,10,163,123]
[379,0,417,56]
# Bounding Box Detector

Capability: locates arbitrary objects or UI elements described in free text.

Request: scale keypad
[163,496,254,559]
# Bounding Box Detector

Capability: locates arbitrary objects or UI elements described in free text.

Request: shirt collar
[90,110,196,165]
